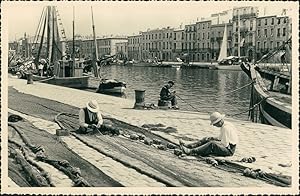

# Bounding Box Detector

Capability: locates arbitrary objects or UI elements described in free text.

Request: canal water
[92,65,252,121]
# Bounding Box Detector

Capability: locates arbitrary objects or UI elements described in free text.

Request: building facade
[256,15,291,60]
[232,6,259,61]
[116,41,128,60]
[128,34,142,61]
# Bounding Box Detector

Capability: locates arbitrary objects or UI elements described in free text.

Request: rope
[228,96,270,117]
[176,94,201,113]
[215,81,254,98]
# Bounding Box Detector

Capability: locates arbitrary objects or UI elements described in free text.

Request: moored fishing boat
[28,6,89,88]
[241,38,292,129]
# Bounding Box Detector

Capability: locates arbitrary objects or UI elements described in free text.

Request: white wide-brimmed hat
[210,112,225,125]
[86,100,99,113]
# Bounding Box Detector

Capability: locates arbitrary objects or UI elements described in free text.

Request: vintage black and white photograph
[1,0,299,194]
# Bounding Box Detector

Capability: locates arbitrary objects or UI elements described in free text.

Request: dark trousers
[187,137,235,157]
[78,123,120,135]
[162,95,177,106]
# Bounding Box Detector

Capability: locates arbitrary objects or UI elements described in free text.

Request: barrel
[26,73,33,84]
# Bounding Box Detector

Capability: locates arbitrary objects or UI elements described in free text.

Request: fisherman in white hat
[179,112,238,157]
[79,100,103,133]
[79,100,120,135]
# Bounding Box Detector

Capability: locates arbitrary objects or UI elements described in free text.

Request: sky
[3,1,297,42]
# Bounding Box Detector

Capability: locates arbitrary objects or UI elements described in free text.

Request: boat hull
[97,80,126,94]
[215,64,242,71]
[32,75,89,89]
[241,63,291,129]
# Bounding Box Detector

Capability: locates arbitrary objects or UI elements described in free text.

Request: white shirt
[218,121,239,147]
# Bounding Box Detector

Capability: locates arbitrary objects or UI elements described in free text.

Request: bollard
[134,89,145,109]
[26,73,33,84]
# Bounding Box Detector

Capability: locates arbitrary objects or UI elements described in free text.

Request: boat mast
[72,6,76,76]
[35,8,47,66]
[237,9,240,57]
[91,6,99,78]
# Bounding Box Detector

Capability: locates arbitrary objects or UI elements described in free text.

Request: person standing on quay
[160,80,179,109]
[179,112,238,157]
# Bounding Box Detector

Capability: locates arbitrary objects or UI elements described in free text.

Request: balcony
[232,13,257,20]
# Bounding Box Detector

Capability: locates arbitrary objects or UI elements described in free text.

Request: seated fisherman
[179,112,238,157]
[160,80,179,109]
[79,100,119,135]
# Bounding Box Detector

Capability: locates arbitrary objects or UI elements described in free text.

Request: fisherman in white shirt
[180,112,238,157]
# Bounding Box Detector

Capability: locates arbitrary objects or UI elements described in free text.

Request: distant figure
[38,63,44,76]
[78,100,119,135]
[159,80,179,109]
[179,112,238,157]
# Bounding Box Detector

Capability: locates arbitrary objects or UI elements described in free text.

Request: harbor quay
[5,76,296,192]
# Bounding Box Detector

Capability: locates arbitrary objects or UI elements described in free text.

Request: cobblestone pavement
[8,78,295,185]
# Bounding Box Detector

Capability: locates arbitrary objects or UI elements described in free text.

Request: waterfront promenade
[6,76,295,190]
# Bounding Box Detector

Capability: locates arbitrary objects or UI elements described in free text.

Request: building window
[277,18,281,24]
[182,32,184,39]
[258,19,261,26]
[174,33,176,40]
[277,42,280,48]
[207,32,210,39]
[264,41,267,49]
[257,42,260,50]
[207,42,209,48]
[283,28,286,36]
[270,41,273,49]
[202,53,205,60]
[203,33,205,40]
[189,33,191,40]
[271,18,274,25]
[277,28,280,37]
[284,18,287,23]
[270,28,274,36]
[265,19,267,25]
[203,23,205,29]
[250,20,253,30]
[173,43,176,49]
[264,29,267,36]
[167,33,169,38]
[257,29,260,37]
[170,33,172,38]
[202,43,204,49]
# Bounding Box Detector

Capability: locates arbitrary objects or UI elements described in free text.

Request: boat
[96,79,126,94]
[215,24,245,71]
[29,6,89,88]
[241,38,291,129]
[88,7,126,95]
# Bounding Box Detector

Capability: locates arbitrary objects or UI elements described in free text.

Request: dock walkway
[8,77,295,187]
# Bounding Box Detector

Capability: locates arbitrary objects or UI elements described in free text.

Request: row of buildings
[10,6,292,63]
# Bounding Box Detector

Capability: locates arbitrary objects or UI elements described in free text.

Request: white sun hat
[210,112,225,125]
[86,100,99,113]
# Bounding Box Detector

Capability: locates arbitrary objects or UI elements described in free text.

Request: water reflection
[95,65,252,120]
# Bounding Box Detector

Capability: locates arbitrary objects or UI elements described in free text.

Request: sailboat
[214,24,243,71]
[31,6,89,88]
[241,37,291,129]
[89,7,126,95]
